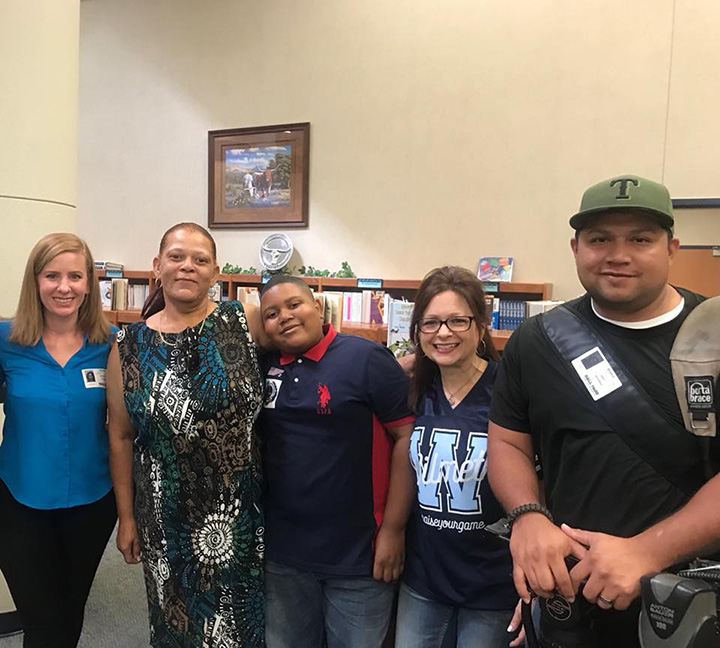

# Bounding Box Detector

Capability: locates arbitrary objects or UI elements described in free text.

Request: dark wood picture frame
[208,122,310,229]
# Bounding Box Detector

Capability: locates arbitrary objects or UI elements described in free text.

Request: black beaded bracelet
[507,503,553,527]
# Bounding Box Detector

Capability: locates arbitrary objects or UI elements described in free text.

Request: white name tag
[263,378,282,409]
[82,368,106,388]
[571,347,621,401]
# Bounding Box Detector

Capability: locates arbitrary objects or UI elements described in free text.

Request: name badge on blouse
[571,347,621,401]
[263,378,282,409]
[82,368,106,388]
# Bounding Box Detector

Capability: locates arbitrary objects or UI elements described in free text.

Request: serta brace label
[685,376,715,420]
[670,295,720,437]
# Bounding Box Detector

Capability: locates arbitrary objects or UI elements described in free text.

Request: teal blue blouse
[0,321,116,509]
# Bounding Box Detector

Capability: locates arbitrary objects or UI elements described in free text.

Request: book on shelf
[311,292,338,331]
[106,279,148,311]
[488,297,500,330]
[315,292,325,321]
[477,257,513,282]
[525,300,564,318]
[361,290,389,324]
[322,292,343,331]
[496,299,524,331]
[386,300,414,350]
[129,283,149,310]
[110,278,128,310]
[99,280,112,310]
[343,292,363,323]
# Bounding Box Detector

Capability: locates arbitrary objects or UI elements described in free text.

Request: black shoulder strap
[541,303,704,497]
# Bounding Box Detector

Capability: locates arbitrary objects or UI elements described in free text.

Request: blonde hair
[10,233,111,346]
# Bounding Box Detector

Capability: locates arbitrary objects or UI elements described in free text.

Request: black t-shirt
[490,289,718,537]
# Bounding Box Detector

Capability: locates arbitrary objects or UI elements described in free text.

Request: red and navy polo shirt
[259,324,414,576]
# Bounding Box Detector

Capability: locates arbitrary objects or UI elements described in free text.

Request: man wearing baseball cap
[487,175,720,645]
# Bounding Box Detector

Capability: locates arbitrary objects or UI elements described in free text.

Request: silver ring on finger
[597,594,614,608]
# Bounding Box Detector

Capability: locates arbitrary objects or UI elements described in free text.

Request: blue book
[492,298,500,330]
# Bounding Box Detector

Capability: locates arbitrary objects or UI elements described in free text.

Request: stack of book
[95,261,124,277]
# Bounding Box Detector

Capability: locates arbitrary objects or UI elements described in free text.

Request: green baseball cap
[570,174,674,230]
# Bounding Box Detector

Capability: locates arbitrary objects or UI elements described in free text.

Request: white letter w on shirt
[410,427,487,515]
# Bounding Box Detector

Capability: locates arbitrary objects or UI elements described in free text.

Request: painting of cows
[224,145,292,209]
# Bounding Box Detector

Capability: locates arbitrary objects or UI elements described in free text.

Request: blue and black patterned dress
[117,301,264,647]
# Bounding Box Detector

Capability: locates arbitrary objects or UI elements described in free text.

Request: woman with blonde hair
[0,232,118,648]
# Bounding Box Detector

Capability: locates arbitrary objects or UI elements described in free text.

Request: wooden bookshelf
[103,310,142,326]
[340,322,387,343]
[101,272,551,349]
[493,282,553,299]
[488,329,513,352]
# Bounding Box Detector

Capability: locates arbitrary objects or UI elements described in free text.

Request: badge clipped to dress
[571,347,622,401]
[82,368,106,388]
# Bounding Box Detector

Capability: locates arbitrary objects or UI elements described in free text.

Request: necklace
[443,361,483,407]
[157,303,210,346]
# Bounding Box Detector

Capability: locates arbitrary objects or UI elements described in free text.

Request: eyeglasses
[418,316,475,334]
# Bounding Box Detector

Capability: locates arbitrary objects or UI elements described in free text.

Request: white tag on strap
[571,347,622,401]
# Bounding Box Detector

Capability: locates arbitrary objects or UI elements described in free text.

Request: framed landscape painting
[208,122,310,229]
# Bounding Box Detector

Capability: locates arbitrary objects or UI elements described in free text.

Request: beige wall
[77,0,720,300]
[1,0,79,317]
[0,0,80,615]
[665,0,720,198]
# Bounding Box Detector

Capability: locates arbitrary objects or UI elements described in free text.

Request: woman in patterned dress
[106,223,267,647]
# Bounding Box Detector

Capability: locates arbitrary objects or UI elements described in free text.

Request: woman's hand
[116,517,141,564]
[507,599,527,647]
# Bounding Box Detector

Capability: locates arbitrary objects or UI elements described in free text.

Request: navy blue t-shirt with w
[259,324,414,576]
[404,360,516,610]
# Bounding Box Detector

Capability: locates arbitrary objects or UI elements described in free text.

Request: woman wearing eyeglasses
[394,266,517,648]
[106,223,266,647]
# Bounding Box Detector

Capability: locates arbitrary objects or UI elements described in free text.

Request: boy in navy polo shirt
[258,275,415,648]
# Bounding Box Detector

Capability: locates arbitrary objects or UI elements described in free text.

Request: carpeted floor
[0,532,403,648]
[0,527,150,647]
